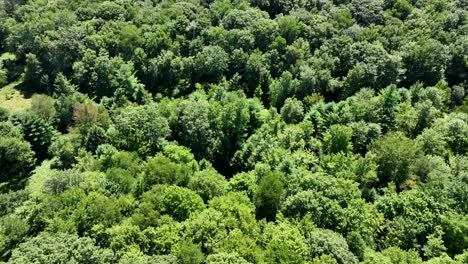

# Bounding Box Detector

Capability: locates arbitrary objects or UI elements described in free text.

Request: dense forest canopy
[0,0,467,263]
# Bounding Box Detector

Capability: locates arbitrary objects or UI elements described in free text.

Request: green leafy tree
[194,46,229,83]
[176,95,216,159]
[182,208,227,254]
[351,0,384,25]
[172,240,205,264]
[111,104,170,155]
[206,252,250,264]
[304,229,358,264]
[141,185,205,222]
[8,232,115,264]
[0,136,35,185]
[263,221,308,264]
[441,213,468,256]
[11,111,55,161]
[370,132,420,188]
[22,53,48,93]
[139,154,192,191]
[323,124,353,154]
[188,169,229,202]
[281,98,305,124]
[254,171,284,221]
[0,215,29,259]
[378,85,401,132]
[391,0,413,19]
[30,94,56,123]
[402,39,449,87]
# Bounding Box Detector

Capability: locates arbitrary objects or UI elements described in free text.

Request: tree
[96,1,126,20]
[206,253,250,264]
[391,0,413,20]
[229,172,258,199]
[216,229,263,263]
[361,247,422,264]
[22,53,48,93]
[209,192,257,234]
[172,240,205,264]
[194,46,229,83]
[349,122,381,155]
[182,208,227,254]
[139,154,192,191]
[441,114,468,155]
[441,213,468,256]
[111,104,171,155]
[281,98,304,124]
[254,171,284,221]
[323,124,353,154]
[446,36,467,86]
[176,96,216,159]
[2,0,27,14]
[304,229,358,264]
[282,172,380,239]
[145,51,184,95]
[277,16,304,44]
[370,132,420,188]
[378,85,401,132]
[269,71,298,109]
[0,215,29,259]
[141,185,205,222]
[30,94,56,123]
[263,221,308,263]
[188,169,229,202]
[375,189,443,250]
[401,39,449,87]
[350,0,384,25]
[0,136,35,185]
[11,111,56,161]
[113,63,150,106]
[48,133,82,169]
[8,232,115,264]
[43,170,84,195]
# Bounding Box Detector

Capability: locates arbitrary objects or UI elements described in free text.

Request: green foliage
[323,124,353,154]
[370,132,420,188]
[0,0,467,263]
[402,39,449,87]
[391,0,413,19]
[22,53,48,93]
[176,95,216,159]
[0,135,35,185]
[351,0,385,25]
[441,213,468,256]
[30,94,56,123]
[111,104,170,155]
[172,240,205,264]
[141,185,205,222]
[0,215,29,259]
[305,229,358,264]
[182,208,227,254]
[206,252,250,264]
[11,111,55,161]
[362,247,423,264]
[188,169,229,202]
[9,232,114,263]
[281,97,305,124]
[263,220,308,263]
[194,46,229,83]
[139,153,192,191]
[254,171,284,221]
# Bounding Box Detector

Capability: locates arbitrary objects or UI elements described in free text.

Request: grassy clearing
[0,81,32,112]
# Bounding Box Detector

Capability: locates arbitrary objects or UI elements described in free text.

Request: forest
[0,0,467,263]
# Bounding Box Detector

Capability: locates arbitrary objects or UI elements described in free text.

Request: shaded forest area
[0,0,467,263]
